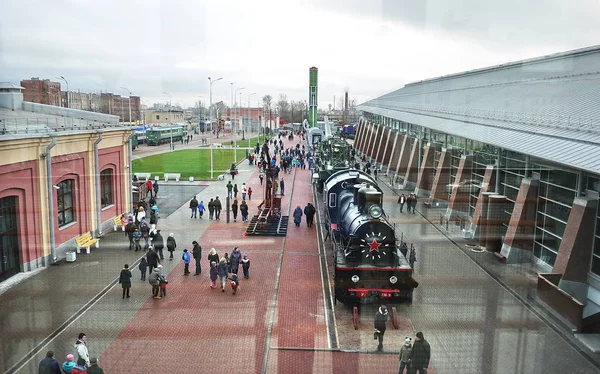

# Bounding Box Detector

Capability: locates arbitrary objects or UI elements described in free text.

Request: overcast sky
[1,0,599,109]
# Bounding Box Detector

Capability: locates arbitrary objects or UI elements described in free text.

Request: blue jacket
[218,261,229,277]
[182,251,191,264]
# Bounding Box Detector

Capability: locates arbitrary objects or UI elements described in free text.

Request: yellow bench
[75,232,100,254]
[113,215,126,231]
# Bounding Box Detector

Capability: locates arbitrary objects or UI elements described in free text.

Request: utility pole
[164,92,172,150]
[209,76,223,132]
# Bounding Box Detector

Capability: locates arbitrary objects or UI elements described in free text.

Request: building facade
[0,84,133,282]
[356,45,600,332]
[144,109,185,124]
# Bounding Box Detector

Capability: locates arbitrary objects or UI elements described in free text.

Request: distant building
[145,109,185,124]
[20,78,61,106]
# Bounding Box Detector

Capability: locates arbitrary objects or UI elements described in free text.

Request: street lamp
[246,92,256,142]
[208,76,223,131]
[120,87,132,125]
[234,87,245,132]
[234,87,245,162]
[56,76,69,108]
[163,92,172,151]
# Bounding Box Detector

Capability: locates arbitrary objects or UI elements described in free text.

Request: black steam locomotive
[323,169,417,306]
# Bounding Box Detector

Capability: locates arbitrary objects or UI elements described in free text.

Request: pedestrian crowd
[38,333,104,373]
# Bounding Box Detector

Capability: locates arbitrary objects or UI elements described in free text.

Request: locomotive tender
[323,169,417,304]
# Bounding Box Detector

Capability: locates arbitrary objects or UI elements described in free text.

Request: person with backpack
[240,200,249,223]
[152,230,165,260]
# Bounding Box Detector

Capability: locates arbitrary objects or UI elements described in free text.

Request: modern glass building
[355,45,600,332]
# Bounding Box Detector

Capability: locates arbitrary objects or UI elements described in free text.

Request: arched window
[57,179,75,227]
[100,169,113,208]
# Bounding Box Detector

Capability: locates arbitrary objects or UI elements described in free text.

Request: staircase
[245,214,289,236]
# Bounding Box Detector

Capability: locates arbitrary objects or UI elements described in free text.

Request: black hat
[416,332,424,339]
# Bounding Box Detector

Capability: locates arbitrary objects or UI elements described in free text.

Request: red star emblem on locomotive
[368,239,381,252]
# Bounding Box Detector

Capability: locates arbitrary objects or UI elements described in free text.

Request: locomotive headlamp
[368,204,383,219]
[389,276,398,284]
[351,275,360,283]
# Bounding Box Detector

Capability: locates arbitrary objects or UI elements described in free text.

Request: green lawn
[204,135,263,149]
[133,149,248,180]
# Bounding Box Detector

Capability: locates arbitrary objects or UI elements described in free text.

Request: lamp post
[120,87,132,124]
[208,76,223,131]
[163,92,172,151]
[247,92,256,144]
[234,88,245,163]
[56,76,69,108]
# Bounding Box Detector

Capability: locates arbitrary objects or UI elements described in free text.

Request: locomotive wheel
[352,306,359,330]
[391,307,399,329]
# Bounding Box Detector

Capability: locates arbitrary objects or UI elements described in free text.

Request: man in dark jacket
[192,241,202,275]
[146,247,160,274]
[153,230,165,260]
[87,357,105,374]
[189,196,199,218]
[214,197,222,220]
[38,350,61,374]
[304,203,316,227]
[374,305,388,352]
[230,247,242,274]
[409,331,431,373]
[167,233,177,260]
[208,198,215,220]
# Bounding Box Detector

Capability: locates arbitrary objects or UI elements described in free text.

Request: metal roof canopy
[358,44,600,175]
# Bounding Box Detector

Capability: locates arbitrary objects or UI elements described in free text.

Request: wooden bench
[164,173,181,182]
[75,232,100,254]
[134,172,151,181]
[113,215,126,231]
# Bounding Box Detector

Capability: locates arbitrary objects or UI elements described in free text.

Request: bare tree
[262,94,273,110]
[336,96,346,112]
[276,94,290,121]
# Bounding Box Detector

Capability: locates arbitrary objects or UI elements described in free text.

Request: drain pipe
[125,132,135,212]
[94,131,103,236]
[45,135,57,263]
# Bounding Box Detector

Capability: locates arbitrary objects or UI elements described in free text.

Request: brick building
[355,44,600,332]
[20,78,61,106]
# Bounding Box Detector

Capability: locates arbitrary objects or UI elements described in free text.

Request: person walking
[125,219,136,251]
[140,218,150,250]
[214,197,222,220]
[208,198,215,220]
[87,357,104,374]
[247,187,253,200]
[398,337,413,374]
[280,178,285,196]
[74,333,90,367]
[259,173,264,185]
[189,196,199,218]
[293,206,303,227]
[149,267,161,299]
[133,227,142,252]
[182,249,191,275]
[411,194,418,214]
[409,332,431,374]
[207,247,220,265]
[145,180,153,198]
[209,261,218,289]
[226,181,233,198]
[146,246,160,274]
[198,200,205,219]
[304,203,316,227]
[398,194,406,213]
[138,257,148,281]
[153,230,165,260]
[152,180,159,197]
[241,254,250,279]
[374,305,389,352]
[192,241,202,275]
[231,199,239,222]
[241,183,248,200]
[119,264,132,299]
[230,247,242,275]
[240,200,249,223]
[218,257,229,292]
[228,273,240,295]
[167,233,177,260]
[38,350,61,374]
[233,184,238,198]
